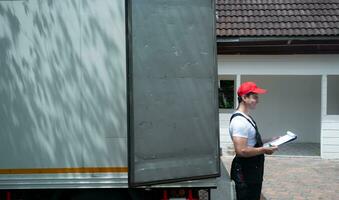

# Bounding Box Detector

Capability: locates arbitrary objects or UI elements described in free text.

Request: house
[216,0,339,159]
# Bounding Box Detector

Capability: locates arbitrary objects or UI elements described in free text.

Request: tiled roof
[216,0,339,37]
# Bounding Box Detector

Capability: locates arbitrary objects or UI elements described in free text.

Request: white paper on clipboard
[263,131,298,147]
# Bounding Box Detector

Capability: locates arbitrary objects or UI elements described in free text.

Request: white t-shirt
[229,111,257,147]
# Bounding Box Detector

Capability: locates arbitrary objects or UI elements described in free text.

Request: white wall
[321,117,339,159]
[321,76,339,159]
[218,55,339,75]
[219,113,233,154]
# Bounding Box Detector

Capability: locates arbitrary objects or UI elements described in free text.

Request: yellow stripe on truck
[0,167,128,174]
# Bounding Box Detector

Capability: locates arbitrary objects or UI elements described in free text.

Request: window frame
[218,75,236,113]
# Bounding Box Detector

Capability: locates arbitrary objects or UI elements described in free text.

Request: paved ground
[273,143,320,156]
[221,156,339,200]
[211,161,234,200]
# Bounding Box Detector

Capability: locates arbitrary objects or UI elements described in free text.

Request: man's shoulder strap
[230,113,257,129]
[230,113,245,122]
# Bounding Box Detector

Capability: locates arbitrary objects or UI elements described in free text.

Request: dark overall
[230,113,265,200]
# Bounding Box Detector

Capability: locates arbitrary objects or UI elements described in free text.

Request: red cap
[237,82,267,97]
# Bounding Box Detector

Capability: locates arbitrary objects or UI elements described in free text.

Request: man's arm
[232,136,277,157]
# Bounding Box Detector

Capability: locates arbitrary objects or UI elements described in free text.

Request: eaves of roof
[217,36,339,43]
[217,36,339,54]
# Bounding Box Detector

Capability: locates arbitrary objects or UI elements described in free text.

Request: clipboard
[263,131,298,147]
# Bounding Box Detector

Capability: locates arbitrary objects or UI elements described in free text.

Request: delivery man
[229,82,278,200]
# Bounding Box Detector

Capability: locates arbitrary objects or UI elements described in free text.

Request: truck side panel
[0,0,127,189]
[129,0,219,186]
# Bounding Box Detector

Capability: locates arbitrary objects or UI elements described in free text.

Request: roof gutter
[217,36,339,43]
[217,36,339,54]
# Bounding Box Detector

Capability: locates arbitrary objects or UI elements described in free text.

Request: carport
[218,55,339,158]
[241,75,321,156]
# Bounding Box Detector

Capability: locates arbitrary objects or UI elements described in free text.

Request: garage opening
[242,75,321,156]
[327,75,339,115]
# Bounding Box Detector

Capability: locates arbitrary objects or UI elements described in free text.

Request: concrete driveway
[221,156,339,200]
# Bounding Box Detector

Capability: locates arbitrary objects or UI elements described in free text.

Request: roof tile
[216,0,339,36]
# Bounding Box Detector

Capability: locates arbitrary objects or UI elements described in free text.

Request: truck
[0,0,228,199]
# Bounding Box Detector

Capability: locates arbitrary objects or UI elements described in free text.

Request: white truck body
[0,0,219,190]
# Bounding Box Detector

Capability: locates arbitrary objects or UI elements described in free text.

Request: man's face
[243,93,259,110]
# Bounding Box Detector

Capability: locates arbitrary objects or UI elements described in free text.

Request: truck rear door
[128,0,219,187]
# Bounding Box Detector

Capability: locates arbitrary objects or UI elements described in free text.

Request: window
[219,80,235,109]
[327,75,339,115]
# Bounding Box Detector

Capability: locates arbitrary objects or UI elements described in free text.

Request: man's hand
[263,146,278,155]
